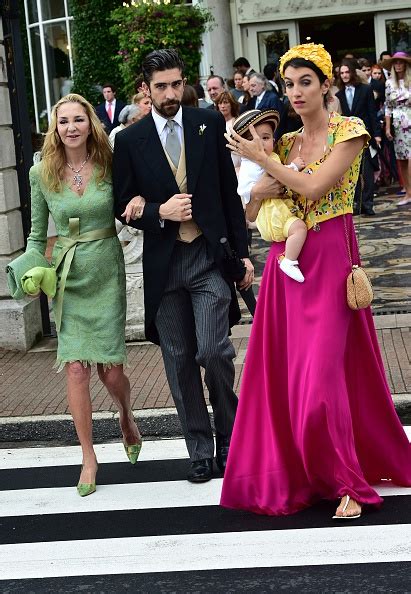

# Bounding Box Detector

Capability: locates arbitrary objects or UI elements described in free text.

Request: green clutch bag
[6,248,56,299]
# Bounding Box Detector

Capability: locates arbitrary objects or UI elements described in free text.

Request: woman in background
[383,52,411,205]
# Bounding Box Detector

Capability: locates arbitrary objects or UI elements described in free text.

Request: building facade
[229,0,410,71]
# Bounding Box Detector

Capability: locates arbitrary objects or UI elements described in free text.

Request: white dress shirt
[151,106,184,227]
[255,91,265,109]
[152,106,184,147]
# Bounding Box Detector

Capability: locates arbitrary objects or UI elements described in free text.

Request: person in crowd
[333,64,340,80]
[245,72,282,113]
[221,43,411,519]
[238,74,252,111]
[263,62,283,99]
[383,52,411,205]
[235,109,307,282]
[132,92,152,116]
[193,82,211,109]
[232,56,255,77]
[337,58,382,215]
[108,104,142,148]
[369,65,390,186]
[25,94,142,496]
[181,84,199,108]
[215,90,241,171]
[380,50,391,79]
[113,49,252,484]
[206,75,225,109]
[358,58,372,82]
[95,83,126,134]
[230,71,245,101]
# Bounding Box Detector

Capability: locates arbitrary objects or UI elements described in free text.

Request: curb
[0,407,217,444]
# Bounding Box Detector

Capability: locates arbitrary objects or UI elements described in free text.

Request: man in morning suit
[95,83,126,134]
[113,49,253,483]
[242,72,282,114]
[336,59,382,216]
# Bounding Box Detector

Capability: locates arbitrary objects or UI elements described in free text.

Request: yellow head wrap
[279,43,333,81]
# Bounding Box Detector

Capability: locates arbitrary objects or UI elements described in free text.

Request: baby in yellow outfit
[235,109,307,282]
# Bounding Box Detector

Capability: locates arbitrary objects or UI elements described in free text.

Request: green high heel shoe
[123,440,142,465]
[77,482,96,497]
[77,464,97,497]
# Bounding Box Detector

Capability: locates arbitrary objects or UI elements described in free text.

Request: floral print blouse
[276,112,369,231]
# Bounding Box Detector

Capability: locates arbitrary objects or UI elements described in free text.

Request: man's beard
[153,99,180,118]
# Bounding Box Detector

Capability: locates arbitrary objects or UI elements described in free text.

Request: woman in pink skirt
[221,43,411,519]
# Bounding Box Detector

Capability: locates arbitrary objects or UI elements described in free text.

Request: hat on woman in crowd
[382,51,411,69]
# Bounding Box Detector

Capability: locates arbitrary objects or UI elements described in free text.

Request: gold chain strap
[343,153,365,269]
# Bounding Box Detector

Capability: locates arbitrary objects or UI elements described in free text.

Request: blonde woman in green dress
[26,94,142,496]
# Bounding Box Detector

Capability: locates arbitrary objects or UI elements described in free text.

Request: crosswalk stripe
[1,427,409,470]
[1,430,410,586]
[0,524,410,580]
[0,479,410,519]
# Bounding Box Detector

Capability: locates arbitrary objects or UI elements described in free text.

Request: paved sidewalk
[1,185,410,442]
[0,315,410,420]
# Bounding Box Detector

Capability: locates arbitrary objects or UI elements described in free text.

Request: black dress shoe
[216,436,230,474]
[187,459,213,483]
[361,208,376,216]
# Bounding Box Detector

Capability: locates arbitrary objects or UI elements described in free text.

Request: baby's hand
[292,156,305,171]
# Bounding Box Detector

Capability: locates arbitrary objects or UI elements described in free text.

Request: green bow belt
[53,217,117,332]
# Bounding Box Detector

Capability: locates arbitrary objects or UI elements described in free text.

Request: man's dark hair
[233,57,250,69]
[207,74,225,86]
[193,82,205,99]
[337,58,362,88]
[380,50,390,61]
[142,49,185,84]
[358,58,371,68]
[102,82,116,92]
[263,63,278,80]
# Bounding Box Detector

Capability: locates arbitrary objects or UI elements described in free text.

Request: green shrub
[111,0,214,98]
[71,0,125,105]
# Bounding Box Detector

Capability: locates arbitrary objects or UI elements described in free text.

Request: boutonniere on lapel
[199,124,207,136]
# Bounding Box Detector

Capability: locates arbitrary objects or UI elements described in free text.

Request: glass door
[242,21,299,72]
[374,10,411,59]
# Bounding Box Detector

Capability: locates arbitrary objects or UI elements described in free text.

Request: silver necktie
[165,120,181,168]
[346,87,354,110]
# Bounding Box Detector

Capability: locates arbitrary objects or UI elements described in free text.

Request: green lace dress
[27,163,126,370]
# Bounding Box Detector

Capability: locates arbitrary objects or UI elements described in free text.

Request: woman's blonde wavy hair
[40,93,112,192]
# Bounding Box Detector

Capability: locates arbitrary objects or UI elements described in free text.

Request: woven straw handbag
[343,158,373,310]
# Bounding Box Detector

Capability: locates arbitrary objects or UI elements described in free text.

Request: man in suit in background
[243,73,282,114]
[337,59,382,216]
[206,75,225,109]
[232,56,255,77]
[95,83,126,134]
[113,49,253,483]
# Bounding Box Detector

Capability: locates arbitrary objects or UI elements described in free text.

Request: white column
[197,0,235,82]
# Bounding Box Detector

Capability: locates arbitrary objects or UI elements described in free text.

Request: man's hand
[122,195,146,223]
[159,193,193,222]
[237,257,254,290]
[251,173,285,202]
[374,136,382,148]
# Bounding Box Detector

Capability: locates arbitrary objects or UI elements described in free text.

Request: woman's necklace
[298,128,328,156]
[66,153,90,190]
[298,113,330,157]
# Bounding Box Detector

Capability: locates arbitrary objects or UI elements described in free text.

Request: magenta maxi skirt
[220,214,411,516]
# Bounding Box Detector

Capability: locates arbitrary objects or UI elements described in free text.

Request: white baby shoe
[279,258,305,283]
